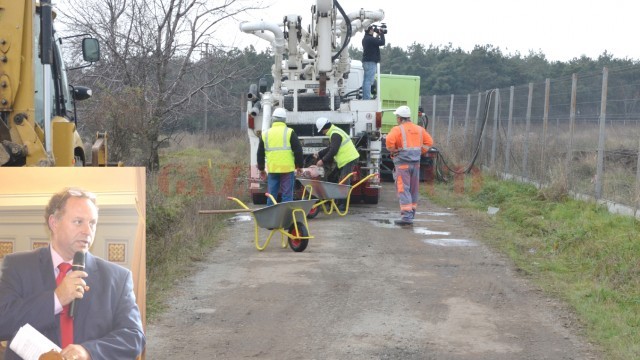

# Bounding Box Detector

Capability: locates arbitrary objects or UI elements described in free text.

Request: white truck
[240,0,385,205]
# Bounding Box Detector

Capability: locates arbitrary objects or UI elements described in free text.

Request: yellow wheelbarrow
[199,195,317,252]
[297,172,377,218]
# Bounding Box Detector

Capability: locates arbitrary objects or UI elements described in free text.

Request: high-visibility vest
[390,122,428,163]
[262,122,295,173]
[326,125,360,168]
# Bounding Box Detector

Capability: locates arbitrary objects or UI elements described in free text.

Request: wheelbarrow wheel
[306,205,320,219]
[288,221,309,252]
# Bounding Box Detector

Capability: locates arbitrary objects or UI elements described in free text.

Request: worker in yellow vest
[313,118,360,210]
[257,108,304,206]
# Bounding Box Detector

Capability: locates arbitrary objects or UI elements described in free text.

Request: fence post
[463,94,471,155]
[505,86,514,174]
[595,67,609,200]
[566,74,578,188]
[523,83,533,179]
[473,92,482,150]
[541,78,550,185]
[490,88,500,168]
[635,138,640,217]
[447,94,454,148]
[431,94,437,137]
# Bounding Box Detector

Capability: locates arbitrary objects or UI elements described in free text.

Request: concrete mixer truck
[240,0,387,204]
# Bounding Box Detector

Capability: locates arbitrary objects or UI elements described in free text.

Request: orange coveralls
[385,121,433,222]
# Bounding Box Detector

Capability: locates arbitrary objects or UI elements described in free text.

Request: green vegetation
[146,131,250,318]
[427,174,640,360]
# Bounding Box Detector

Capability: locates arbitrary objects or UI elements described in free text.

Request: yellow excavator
[0,0,109,166]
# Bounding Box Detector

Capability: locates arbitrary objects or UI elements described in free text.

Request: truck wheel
[252,193,267,205]
[283,94,340,111]
[363,194,379,204]
[288,221,309,252]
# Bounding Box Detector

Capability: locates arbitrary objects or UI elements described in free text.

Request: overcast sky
[225,0,638,62]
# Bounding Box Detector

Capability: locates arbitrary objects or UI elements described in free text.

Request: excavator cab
[0,1,105,167]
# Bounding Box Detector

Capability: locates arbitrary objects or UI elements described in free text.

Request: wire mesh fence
[423,66,640,217]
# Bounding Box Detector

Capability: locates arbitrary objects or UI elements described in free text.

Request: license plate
[302,146,323,154]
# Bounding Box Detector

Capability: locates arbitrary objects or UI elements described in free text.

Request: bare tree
[61,0,266,169]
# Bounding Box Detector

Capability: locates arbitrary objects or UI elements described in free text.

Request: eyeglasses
[66,188,96,201]
[46,188,97,219]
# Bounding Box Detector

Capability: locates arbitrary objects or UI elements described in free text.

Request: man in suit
[0,188,145,360]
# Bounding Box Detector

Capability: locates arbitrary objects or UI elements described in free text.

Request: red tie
[56,263,73,348]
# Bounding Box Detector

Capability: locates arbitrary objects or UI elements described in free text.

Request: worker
[385,105,434,226]
[361,24,385,100]
[313,117,360,210]
[257,107,304,206]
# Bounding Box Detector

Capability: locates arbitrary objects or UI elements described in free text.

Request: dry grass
[147,131,250,318]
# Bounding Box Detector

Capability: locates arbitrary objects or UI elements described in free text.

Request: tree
[61,0,265,170]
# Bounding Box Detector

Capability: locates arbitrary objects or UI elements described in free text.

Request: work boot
[394,219,413,226]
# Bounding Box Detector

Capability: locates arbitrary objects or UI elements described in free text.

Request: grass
[427,173,640,360]
[146,130,250,318]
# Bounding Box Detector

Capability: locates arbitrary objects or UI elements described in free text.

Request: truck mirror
[82,38,100,63]
[72,86,93,101]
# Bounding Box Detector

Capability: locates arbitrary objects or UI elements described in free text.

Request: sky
[224,0,639,62]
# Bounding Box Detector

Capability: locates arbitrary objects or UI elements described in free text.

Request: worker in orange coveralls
[385,105,433,226]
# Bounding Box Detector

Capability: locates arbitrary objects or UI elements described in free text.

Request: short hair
[45,187,98,229]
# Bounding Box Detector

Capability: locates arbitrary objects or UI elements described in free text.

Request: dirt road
[146,183,600,359]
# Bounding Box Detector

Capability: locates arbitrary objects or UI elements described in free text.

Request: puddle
[227,214,253,223]
[369,210,394,216]
[422,238,478,247]
[421,211,454,217]
[413,219,444,223]
[369,218,397,229]
[413,227,450,236]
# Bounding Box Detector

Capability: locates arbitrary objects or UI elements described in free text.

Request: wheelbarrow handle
[199,209,253,214]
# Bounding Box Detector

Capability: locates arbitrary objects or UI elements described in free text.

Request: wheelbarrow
[297,172,377,218]
[199,195,317,252]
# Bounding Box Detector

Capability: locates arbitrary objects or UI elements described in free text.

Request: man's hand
[60,344,90,360]
[259,170,267,180]
[55,271,88,306]
[316,159,324,167]
[295,168,303,176]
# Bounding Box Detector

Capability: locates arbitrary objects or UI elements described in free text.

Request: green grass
[427,174,640,360]
[146,131,250,318]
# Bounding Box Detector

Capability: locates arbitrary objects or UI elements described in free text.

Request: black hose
[332,0,351,62]
[436,89,497,178]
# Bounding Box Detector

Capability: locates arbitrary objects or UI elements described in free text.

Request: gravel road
[146,182,600,359]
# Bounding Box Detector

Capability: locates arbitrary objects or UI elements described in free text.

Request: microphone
[69,251,86,318]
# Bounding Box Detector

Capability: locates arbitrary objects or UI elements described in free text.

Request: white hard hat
[393,105,411,118]
[272,107,287,121]
[316,117,330,132]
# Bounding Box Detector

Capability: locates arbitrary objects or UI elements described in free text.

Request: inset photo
[0,167,146,360]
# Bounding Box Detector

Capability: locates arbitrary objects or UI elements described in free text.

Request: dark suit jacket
[0,247,145,359]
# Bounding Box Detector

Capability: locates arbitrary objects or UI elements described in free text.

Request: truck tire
[363,194,379,204]
[288,221,309,252]
[283,94,340,111]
